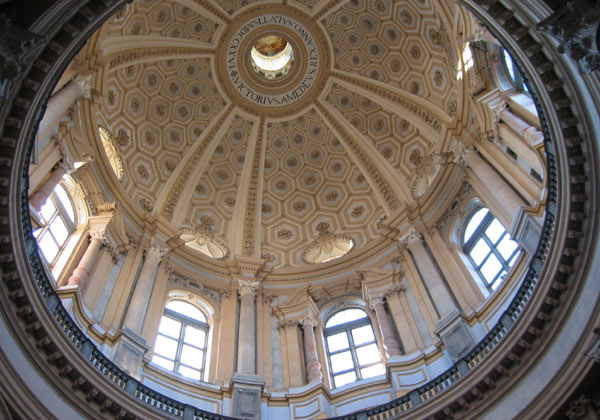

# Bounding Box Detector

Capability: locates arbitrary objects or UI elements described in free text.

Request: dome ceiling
[89,0,464,269]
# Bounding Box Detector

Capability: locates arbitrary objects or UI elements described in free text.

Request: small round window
[250,35,293,78]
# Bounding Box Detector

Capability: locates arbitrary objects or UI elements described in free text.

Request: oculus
[250,35,294,78]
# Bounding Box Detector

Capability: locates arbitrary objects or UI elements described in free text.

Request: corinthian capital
[300,313,319,328]
[369,294,385,309]
[146,240,169,259]
[74,74,92,99]
[238,279,260,297]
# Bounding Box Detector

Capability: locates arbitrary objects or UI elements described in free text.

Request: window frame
[323,308,384,389]
[462,208,521,291]
[33,183,78,267]
[151,300,210,381]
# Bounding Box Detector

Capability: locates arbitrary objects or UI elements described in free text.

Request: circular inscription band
[216,6,329,117]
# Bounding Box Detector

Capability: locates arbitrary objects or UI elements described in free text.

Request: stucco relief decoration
[302,228,354,264]
[179,222,230,260]
[410,152,452,199]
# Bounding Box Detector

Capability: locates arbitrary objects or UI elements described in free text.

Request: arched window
[151,300,210,381]
[501,48,529,93]
[324,308,385,388]
[462,208,521,291]
[33,183,77,267]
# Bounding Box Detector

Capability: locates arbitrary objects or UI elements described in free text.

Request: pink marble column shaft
[370,297,403,357]
[29,165,67,212]
[499,109,544,147]
[301,316,322,383]
[67,232,103,287]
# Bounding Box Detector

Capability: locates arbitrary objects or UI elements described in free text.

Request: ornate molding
[537,0,600,74]
[242,118,264,257]
[238,279,260,297]
[315,101,400,211]
[0,13,46,98]
[331,71,444,133]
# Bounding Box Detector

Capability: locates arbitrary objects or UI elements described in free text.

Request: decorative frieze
[243,118,264,257]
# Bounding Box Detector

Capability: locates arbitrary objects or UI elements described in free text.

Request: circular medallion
[215,6,330,117]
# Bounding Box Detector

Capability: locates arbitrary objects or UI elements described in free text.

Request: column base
[113,328,149,379]
[231,373,264,420]
[435,310,475,363]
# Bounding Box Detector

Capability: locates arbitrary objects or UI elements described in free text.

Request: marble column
[384,286,423,353]
[369,295,403,357]
[300,314,322,383]
[237,279,260,375]
[29,160,72,212]
[499,109,544,147]
[38,74,91,137]
[405,232,458,320]
[462,148,525,230]
[122,241,168,335]
[66,230,104,287]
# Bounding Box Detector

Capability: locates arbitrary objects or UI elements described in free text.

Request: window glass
[334,371,357,388]
[463,208,488,242]
[151,300,210,381]
[330,351,354,373]
[325,308,367,328]
[49,218,69,244]
[158,317,181,338]
[38,232,59,262]
[55,184,75,223]
[351,325,375,345]
[154,335,178,358]
[501,48,528,92]
[34,183,78,269]
[356,344,380,365]
[178,365,201,381]
[463,207,522,291]
[184,325,206,346]
[324,308,386,388]
[166,300,207,322]
[40,200,56,222]
[327,332,349,352]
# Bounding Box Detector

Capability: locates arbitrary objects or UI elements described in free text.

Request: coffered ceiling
[85,0,466,269]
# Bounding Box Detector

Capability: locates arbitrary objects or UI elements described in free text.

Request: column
[278,319,304,388]
[66,230,104,287]
[38,74,91,137]
[122,240,168,335]
[462,148,525,230]
[29,160,72,212]
[384,286,423,354]
[237,279,259,375]
[300,314,322,383]
[215,289,237,383]
[422,226,484,311]
[405,232,458,320]
[369,295,403,357]
[499,109,544,147]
